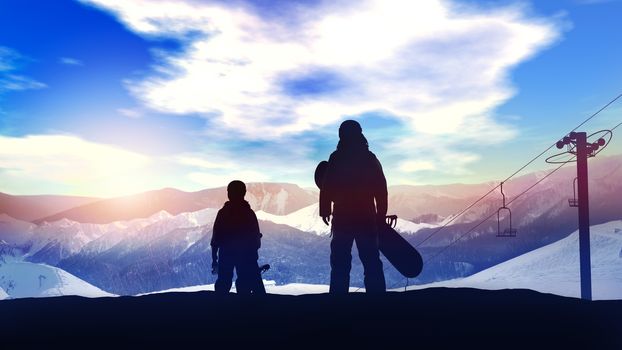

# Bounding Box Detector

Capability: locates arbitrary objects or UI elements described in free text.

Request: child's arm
[211,246,218,274]
[211,210,223,274]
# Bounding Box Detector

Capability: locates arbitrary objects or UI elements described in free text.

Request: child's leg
[215,253,234,294]
[235,253,265,295]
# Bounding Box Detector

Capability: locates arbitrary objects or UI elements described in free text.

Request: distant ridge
[0,192,98,222]
[4,153,620,225]
[34,183,317,224]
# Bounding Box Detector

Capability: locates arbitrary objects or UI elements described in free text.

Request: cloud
[80,0,560,138]
[117,107,144,118]
[0,47,20,72]
[173,136,319,188]
[0,134,153,196]
[0,74,46,92]
[575,0,619,4]
[177,155,234,169]
[79,0,563,183]
[59,57,84,66]
[399,160,437,173]
[188,170,270,188]
[0,46,46,94]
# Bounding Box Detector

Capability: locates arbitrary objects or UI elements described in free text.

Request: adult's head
[227,180,246,201]
[337,120,368,151]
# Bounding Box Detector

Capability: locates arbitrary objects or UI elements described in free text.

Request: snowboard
[314,160,423,278]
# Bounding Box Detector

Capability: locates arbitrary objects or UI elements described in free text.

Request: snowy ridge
[0,286,7,300]
[257,204,328,235]
[0,208,219,259]
[406,221,622,300]
[256,203,434,236]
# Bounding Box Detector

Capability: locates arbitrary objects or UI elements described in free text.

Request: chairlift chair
[497,182,517,237]
[568,177,579,208]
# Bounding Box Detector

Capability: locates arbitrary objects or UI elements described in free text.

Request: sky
[0,0,621,197]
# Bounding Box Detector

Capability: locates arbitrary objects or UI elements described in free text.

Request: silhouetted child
[211,180,266,295]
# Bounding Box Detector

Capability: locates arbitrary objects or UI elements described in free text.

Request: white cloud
[0,134,153,196]
[59,57,84,66]
[188,170,270,188]
[399,160,437,173]
[176,155,234,169]
[117,107,143,118]
[174,140,319,188]
[0,74,46,92]
[0,46,46,94]
[0,46,20,72]
[79,0,563,183]
[80,0,560,139]
[575,0,619,4]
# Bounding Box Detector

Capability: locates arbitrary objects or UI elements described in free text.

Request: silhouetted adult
[211,180,266,295]
[319,120,387,293]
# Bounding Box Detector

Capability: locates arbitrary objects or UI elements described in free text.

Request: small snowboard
[314,161,423,278]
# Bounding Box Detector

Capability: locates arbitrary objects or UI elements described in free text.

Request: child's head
[227,180,246,201]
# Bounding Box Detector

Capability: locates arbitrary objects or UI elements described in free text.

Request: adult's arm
[319,154,336,223]
[372,155,388,221]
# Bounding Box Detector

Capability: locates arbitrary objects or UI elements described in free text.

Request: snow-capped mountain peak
[256,203,434,236]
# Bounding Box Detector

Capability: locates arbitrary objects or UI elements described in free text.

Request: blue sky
[0,0,621,197]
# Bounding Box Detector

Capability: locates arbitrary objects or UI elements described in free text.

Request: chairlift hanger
[497,182,517,237]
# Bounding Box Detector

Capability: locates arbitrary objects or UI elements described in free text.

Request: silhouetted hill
[34,183,317,224]
[1,288,620,347]
[0,192,97,222]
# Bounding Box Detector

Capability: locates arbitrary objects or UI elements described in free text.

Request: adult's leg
[215,252,234,294]
[330,229,355,294]
[355,230,386,293]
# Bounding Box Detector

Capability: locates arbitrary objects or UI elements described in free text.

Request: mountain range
[33,183,318,224]
[0,154,620,296]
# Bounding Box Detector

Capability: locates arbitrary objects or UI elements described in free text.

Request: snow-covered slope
[0,260,114,299]
[407,221,622,300]
[141,280,362,296]
[256,204,434,236]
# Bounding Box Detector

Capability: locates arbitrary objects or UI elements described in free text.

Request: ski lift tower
[548,130,612,301]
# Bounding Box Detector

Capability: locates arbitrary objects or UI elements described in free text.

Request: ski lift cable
[399,115,620,290]
[426,155,573,265]
[413,92,622,249]
[391,155,574,291]
[358,98,620,293]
